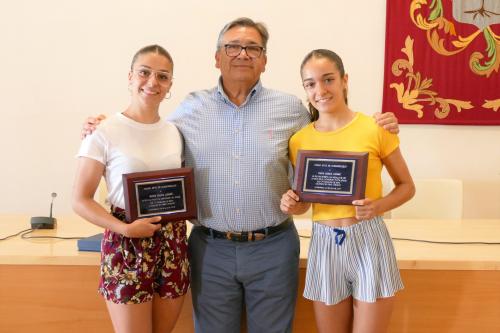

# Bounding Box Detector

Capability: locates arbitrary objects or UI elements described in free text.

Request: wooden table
[1,216,500,332]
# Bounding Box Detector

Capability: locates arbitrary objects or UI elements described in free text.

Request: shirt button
[234,180,240,185]
[234,154,240,159]
[236,208,240,214]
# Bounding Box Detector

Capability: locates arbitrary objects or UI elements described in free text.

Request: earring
[165,91,172,100]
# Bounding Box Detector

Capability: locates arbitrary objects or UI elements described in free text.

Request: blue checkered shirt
[168,79,310,232]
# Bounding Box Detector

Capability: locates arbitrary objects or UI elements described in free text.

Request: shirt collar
[216,77,262,107]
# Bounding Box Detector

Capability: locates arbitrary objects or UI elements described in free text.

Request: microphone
[49,192,57,218]
[31,192,58,229]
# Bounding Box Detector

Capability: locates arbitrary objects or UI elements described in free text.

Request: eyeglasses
[223,44,265,59]
[132,67,172,86]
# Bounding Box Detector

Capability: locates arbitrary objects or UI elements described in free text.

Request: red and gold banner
[382,0,500,125]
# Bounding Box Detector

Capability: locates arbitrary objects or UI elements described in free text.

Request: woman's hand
[122,216,162,238]
[280,189,311,215]
[352,198,381,221]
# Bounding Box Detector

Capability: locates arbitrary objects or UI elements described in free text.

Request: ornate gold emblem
[410,0,500,77]
[390,36,473,119]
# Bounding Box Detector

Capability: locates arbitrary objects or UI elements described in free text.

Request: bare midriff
[315,217,358,227]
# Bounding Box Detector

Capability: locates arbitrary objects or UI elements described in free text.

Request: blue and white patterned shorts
[303,216,403,305]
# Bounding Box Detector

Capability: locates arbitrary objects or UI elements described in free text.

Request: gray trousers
[188,223,300,333]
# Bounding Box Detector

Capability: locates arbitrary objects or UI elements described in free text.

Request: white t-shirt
[77,113,183,209]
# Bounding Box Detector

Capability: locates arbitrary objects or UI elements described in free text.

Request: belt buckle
[226,231,248,242]
[253,233,265,241]
[225,231,266,242]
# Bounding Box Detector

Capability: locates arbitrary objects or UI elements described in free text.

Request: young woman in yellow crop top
[280,49,415,333]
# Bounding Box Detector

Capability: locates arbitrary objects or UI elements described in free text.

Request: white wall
[1,0,499,218]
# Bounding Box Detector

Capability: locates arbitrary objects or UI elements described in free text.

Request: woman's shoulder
[97,113,125,131]
[354,112,375,124]
[351,112,381,133]
[162,119,182,136]
[352,112,399,152]
[291,122,315,140]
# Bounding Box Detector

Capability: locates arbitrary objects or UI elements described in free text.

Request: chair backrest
[390,178,463,219]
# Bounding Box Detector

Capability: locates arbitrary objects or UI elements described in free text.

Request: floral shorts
[98,210,190,304]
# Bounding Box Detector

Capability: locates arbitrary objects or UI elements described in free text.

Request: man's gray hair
[216,17,269,51]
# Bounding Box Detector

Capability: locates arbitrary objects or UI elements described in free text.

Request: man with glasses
[168,17,308,333]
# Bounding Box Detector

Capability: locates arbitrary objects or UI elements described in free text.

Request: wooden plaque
[293,150,368,205]
[122,167,197,223]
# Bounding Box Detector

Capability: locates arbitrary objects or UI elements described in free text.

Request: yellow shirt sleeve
[378,126,400,159]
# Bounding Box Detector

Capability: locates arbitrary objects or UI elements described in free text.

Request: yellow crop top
[289,112,399,221]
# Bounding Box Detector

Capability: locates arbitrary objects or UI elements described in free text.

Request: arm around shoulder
[374,112,399,134]
[81,114,107,139]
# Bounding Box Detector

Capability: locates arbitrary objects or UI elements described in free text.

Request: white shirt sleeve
[76,130,107,165]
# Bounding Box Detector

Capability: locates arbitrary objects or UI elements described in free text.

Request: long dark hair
[300,49,347,121]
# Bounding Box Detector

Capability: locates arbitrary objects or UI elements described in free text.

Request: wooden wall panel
[1,266,499,332]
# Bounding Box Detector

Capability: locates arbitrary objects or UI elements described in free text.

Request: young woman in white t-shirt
[72,45,189,333]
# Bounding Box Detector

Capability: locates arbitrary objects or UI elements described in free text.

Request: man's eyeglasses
[224,44,265,59]
[132,67,172,86]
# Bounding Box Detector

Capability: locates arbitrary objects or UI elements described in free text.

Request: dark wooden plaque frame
[122,167,197,223]
[293,150,368,205]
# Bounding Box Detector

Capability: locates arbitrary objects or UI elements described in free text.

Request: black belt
[199,218,293,242]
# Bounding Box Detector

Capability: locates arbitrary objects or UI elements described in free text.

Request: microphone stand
[31,193,57,229]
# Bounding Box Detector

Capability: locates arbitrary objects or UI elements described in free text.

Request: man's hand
[81,114,106,139]
[374,112,399,134]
